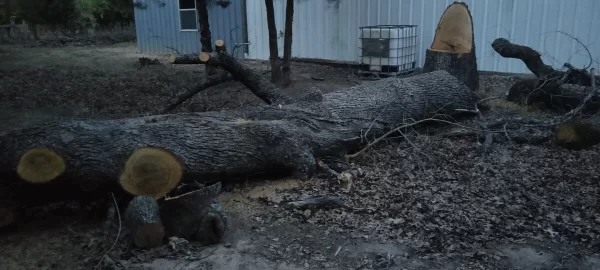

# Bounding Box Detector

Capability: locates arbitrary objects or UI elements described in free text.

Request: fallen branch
[169,54,203,64]
[491,38,599,86]
[162,72,233,113]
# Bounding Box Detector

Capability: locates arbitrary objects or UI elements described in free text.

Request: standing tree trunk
[281,0,294,86]
[264,0,281,83]
[422,2,479,91]
[196,0,216,76]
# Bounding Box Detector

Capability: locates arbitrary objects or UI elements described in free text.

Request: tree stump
[422,1,479,91]
[124,195,165,249]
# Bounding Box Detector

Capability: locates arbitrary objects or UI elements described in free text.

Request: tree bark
[422,1,479,91]
[0,70,480,211]
[124,195,165,249]
[196,0,216,76]
[264,0,281,83]
[281,0,294,86]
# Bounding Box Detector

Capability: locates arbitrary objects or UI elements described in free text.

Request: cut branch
[491,38,600,86]
[162,72,233,113]
[200,41,293,105]
[169,54,203,65]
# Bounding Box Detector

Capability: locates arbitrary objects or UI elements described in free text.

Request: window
[179,0,198,31]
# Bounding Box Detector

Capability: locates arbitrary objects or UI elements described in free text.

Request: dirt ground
[1,43,599,270]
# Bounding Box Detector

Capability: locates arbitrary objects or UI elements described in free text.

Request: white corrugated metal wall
[245,0,600,74]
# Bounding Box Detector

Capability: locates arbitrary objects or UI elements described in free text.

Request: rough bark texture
[0,70,480,207]
[169,54,202,65]
[163,72,233,113]
[492,38,600,86]
[556,118,600,150]
[422,2,479,91]
[423,49,479,91]
[161,182,226,244]
[264,0,282,83]
[281,0,294,86]
[507,79,600,114]
[125,196,165,249]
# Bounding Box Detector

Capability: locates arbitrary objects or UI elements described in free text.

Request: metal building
[134,0,600,74]
[133,0,248,57]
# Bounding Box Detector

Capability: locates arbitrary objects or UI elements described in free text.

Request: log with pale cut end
[556,120,600,150]
[161,182,226,244]
[169,53,203,64]
[0,71,480,212]
[119,147,183,199]
[422,1,479,91]
[17,148,65,183]
[125,195,165,248]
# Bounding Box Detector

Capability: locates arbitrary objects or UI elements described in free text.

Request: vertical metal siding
[245,0,600,73]
[133,0,245,55]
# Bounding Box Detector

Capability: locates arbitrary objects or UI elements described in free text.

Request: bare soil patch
[0,44,599,270]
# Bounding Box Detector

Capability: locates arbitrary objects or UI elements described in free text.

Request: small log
[422,1,479,91]
[169,54,203,65]
[161,182,226,245]
[119,147,184,199]
[124,195,165,249]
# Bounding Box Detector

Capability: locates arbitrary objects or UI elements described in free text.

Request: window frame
[178,0,199,32]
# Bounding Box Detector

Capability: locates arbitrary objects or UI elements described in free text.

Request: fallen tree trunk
[422,1,479,91]
[0,70,480,213]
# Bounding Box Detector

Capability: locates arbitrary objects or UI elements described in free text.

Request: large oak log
[422,1,479,91]
[0,70,480,215]
[169,54,203,65]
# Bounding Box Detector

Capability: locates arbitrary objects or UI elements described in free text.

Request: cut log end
[125,196,165,249]
[556,122,600,150]
[215,40,225,48]
[431,2,473,53]
[119,147,183,199]
[17,148,65,183]
[199,52,210,62]
[168,54,177,63]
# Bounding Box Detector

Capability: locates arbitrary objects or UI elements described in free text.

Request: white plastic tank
[359,25,417,72]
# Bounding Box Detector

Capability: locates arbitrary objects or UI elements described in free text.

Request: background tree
[18,0,78,39]
[264,0,281,83]
[281,0,294,86]
[197,0,216,76]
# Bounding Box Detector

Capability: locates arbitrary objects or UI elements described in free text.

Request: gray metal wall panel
[133,0,244,55]
[245,0,600,74]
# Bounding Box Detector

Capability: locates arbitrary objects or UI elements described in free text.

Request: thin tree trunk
[196,0,216,76]
[264,0,281,83]
[281,0,294,86]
